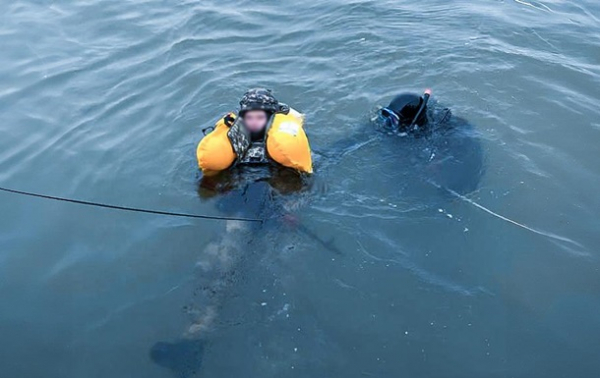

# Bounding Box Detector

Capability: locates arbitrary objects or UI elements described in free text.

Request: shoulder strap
[227,117,251,160]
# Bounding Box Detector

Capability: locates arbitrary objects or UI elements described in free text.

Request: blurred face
[242,110,268,132]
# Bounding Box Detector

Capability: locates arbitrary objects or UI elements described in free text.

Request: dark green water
[1,1,599,377]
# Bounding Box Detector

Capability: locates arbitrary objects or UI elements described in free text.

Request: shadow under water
[150,165,314,377]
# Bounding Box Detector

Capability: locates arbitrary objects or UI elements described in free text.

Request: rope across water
[0,186,264,223]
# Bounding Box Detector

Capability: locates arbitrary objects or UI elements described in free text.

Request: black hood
[387,93,428,127]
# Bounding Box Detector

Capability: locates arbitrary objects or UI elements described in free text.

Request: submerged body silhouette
[151,167,310,377]
[381,94,485,195]
[420,113,485,195]
[323,100,485,197]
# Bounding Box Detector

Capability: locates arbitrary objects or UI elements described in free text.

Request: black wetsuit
[319,102,484,196]
[424,109,484,194]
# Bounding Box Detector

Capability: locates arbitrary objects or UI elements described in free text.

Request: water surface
[1,1,600,377]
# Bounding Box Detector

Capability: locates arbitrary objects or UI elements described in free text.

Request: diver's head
[380,92,428,130]
[239,88,279,132]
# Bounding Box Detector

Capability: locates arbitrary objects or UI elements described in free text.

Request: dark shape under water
[424,115,485,195]
[150,340,205,378]
[198,164,309,201]
[150,167,320,377]
[321,102,485,198]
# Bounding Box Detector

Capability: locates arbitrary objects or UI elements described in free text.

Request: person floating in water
[376,88,484,194]
[317,88,483,194]
[196,88,313,174]
[379,89,448,136]
[150,91,316,377]
[196,88,313,197]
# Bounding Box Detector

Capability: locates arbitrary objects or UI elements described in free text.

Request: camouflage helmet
[239,88,280,116]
